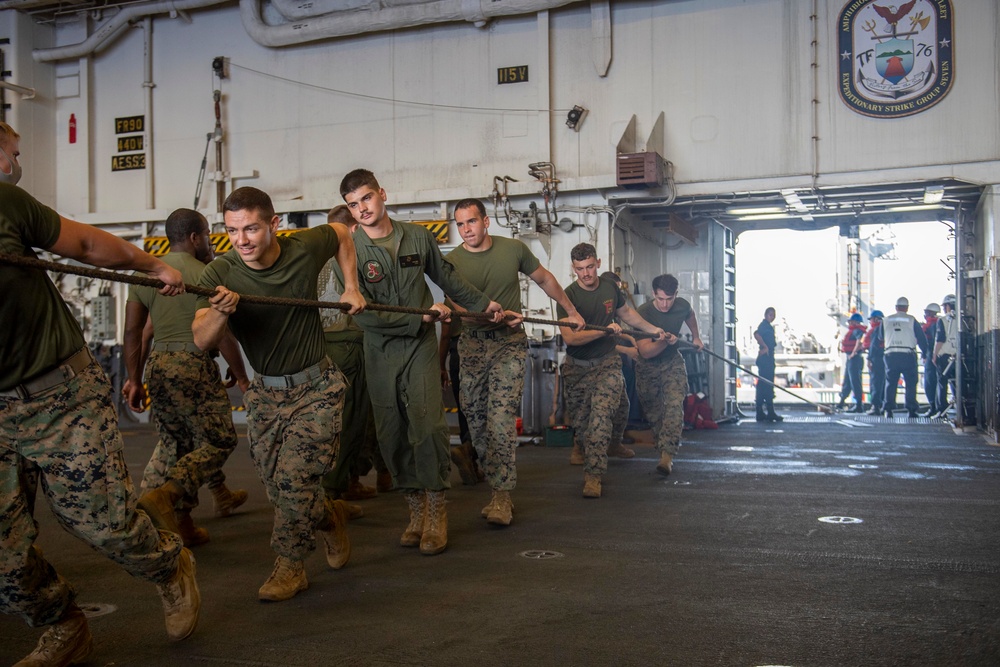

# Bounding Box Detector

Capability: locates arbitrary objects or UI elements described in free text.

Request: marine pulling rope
[0,252,658,340]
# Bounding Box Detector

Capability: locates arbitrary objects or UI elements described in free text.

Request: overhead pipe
[240,0,583,48]
[32,0,228,63]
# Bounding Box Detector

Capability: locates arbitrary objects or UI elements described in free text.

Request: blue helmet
[869,310,884,319]
[849,313,863,322]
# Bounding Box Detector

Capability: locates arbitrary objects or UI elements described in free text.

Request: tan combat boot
[450,444,479,485]
[158,547,201,640]
[14,603,93,667]
[400,491,425,547]
[177,511,210,547]
[486,490,513,526]
[343,475,377,500]
[481,490,498,518]
[376,471,394,493]
[317,497,351,570]
[137,480,184,535]
[582,473,602,498]
[258,556,308,602]
[210,484,248,518]
[656,452,674,476]
[569,441,584,465]
[420,490,448,555]
[607,442,635,458]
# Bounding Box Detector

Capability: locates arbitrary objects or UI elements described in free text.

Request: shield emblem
[875,38,914,85]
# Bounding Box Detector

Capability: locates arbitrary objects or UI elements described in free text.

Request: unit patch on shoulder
[837,0,953,118]
[364,260,385,283]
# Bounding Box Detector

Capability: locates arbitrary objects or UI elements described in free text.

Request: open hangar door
[612,178,985,427]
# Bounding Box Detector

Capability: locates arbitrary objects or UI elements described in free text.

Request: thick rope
[0,252,658,339]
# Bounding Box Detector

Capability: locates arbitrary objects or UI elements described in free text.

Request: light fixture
[737,213,792,221]
[780,189,810,213]
[565,105,587,131]
[923,185,944,204]
[726,205,785,215]
[887,204,943,212]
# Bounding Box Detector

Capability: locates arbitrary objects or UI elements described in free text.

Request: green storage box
[545,425,574,447]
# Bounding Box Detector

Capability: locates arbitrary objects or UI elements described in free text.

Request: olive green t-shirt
[637,297,693,361]
[127,251,205,342]
[558,277,625,360]
[446,236,540,333]
[197,225,339,376]
[1,183,87,389]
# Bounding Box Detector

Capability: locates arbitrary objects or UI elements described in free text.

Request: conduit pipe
[240,0,583,48]
[32,0,228,63]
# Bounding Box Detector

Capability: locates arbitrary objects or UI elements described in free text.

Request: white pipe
[32,0,228,63]
[240,0,583,48]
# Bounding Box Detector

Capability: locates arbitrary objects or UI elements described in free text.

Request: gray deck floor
[3,412,999,666]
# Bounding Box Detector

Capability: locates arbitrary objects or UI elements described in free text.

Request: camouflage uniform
[139,350,238,509]
[457,330,527,490]
[561,354,625,476]
[243,364,346,560]
[1,362,182,626]
[635,354,688,455]
[1,184,181,630]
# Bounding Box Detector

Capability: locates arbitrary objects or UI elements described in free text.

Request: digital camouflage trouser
[636,353,688,455]
[243,363,345,560]
[458,331,527,491]
[561,354,624,476]
[0,362,182,627]
[140,350,240,509]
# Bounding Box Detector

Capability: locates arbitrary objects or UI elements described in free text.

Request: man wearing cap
[863,310,885,415]
[931,294,959,419]
[920,303,940,416]
[873,297,927,418]
[837,313,867,413]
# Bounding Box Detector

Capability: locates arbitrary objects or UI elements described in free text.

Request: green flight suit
[352,220,490,492]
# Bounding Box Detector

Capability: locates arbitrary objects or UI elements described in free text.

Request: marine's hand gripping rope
[0,252,654,339]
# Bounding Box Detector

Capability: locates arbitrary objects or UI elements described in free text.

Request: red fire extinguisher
[69,114,77,144]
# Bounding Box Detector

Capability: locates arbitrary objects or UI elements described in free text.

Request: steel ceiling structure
[615,178,984,237]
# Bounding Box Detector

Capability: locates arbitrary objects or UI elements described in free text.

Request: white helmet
[925,303,940,314]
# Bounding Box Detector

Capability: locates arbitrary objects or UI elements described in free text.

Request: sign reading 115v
[112,115,146,172]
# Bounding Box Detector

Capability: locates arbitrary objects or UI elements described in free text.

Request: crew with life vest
[863,310,885,415]
[920,303,940,416]
[873,297,928,418]
[931,294,959,420]
[837,312,867,413]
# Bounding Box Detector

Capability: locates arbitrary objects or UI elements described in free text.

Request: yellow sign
[144,221,450,256]
[117,135,144,152]
[112,154,146,171]
[115,115,145,134]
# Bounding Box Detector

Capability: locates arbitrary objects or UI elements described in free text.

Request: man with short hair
[125,208,250,548]
[2,181,201,664]
[874,296,927,418]
[634,273,703,476]
[863,310,886,415]
[341,170,503,554]
[558,243,667,498]
[193,186,364,601]
[753,306,782,422]
[0,121,22,186]
[932,294,959,419]
[920,302,940,416]
[446,198,585,525]
[319,204,389,510]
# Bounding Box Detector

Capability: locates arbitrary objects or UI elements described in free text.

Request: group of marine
[1,117,705,666]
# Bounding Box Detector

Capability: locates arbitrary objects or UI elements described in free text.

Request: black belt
[258,357,331,389]
[0,347,94,400]
[465,326,523,340]
[152,341,203,354]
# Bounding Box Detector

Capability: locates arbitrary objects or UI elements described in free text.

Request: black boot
[756,402,768,422]
[765,400,784,422]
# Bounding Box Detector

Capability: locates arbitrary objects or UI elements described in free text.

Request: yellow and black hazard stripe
[144,220,450,255]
